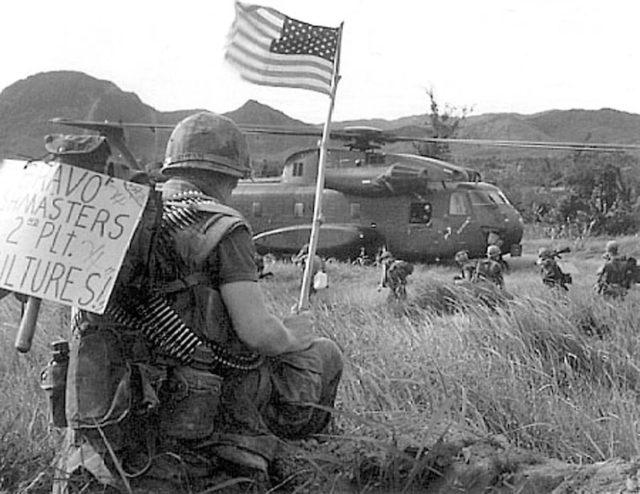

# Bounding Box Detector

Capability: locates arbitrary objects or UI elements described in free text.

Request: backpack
[624,257,639,288]
[602,257,630,286]
[109,174,163,306]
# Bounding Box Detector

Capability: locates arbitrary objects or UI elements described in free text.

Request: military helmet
[45,134,111,170]
[487,245,501,257]
[162,111,251,178]
[605,240,619,255]
[538,247,553,258]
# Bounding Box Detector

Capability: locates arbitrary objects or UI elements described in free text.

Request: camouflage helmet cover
[487,245,501,257]
[538,247,553,258]
[45,134,111,168]
[162,111,251,179]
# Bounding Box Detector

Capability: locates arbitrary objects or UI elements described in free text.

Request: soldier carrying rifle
[472,245,505,289]
[537,246,572,291]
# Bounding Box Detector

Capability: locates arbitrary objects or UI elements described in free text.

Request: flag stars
[271,16,338,62]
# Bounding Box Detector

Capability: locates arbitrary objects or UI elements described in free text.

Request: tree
[558,151,640,235]
[414,88,471,161]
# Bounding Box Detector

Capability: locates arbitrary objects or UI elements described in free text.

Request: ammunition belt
[104,192,262,370]
[161,191,208,235]
[105,296,262,371]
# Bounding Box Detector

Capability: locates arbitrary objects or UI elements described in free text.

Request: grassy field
[3,233,640,492]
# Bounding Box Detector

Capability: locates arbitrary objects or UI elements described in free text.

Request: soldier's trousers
[209,337,344,472]
[53,336,343,493]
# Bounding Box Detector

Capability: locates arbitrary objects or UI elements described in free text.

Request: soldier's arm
[221,282,315,356]
[216,227,315,356]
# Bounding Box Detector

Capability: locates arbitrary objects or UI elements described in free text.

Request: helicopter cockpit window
[449,192,469,215]
[489,191,510,204]
[469,190,510,206]
[294,202,304,217]
[409,202,432,224]
[292,162,304,177]
[252,202,262,217]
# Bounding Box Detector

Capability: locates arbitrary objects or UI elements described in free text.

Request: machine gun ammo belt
[103,192,262,371]
[105,296,262,371]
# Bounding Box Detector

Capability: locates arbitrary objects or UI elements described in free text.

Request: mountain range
[2,71,640,170]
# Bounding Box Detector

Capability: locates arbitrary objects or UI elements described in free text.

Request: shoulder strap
[171,215,249,267]
[203,210,253,241]
[191,201,246,219]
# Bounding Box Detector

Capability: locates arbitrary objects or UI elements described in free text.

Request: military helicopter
[227,125,526,261]
[49,117,639,262]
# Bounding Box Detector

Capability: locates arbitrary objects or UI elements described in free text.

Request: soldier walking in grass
[292,243,328,296]
[378,248,413,300]
[595,240,638,299]
[537,247,572,291]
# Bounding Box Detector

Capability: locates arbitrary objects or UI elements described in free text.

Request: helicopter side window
[350,203,361,219]
[252,202,262,217]
[294,202,304,217]
[365,153,386,165]
[449,192,470,215]
[409,202,432,224]
[292,162,304,177]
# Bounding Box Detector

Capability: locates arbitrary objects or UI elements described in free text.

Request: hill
[2,71,640,168]
[0,71,317,169]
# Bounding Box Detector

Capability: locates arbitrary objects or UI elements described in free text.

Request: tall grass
[3,237,640,491]
[1,300,67,492]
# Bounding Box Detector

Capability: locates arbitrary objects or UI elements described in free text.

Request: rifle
[552,246,571,259]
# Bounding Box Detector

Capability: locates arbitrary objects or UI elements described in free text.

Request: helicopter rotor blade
[49,119,640,154]
[240,123,640,153]
[240,125,322,138]
[49,118,176,132]
[49,118,145,170]
[398,135,640,152]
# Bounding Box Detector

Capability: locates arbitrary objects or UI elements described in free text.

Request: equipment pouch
[40,341,69,428]
[159,366,223,440]
[66,330,131,429]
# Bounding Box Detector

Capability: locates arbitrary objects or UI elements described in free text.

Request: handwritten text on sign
[0,160,149,314]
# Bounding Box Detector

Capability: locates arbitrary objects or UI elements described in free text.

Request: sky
[2,0,640,124]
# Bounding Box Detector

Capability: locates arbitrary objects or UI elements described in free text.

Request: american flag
[225,2,341,95]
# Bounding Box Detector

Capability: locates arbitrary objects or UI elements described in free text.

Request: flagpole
[296,22,344,313]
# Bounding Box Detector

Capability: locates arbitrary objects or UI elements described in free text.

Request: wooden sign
[0,159,149,314]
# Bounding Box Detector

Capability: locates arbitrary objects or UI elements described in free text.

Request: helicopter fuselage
[229,148,524,261]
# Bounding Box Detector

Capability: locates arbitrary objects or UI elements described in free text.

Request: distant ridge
[2,70,640,166]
